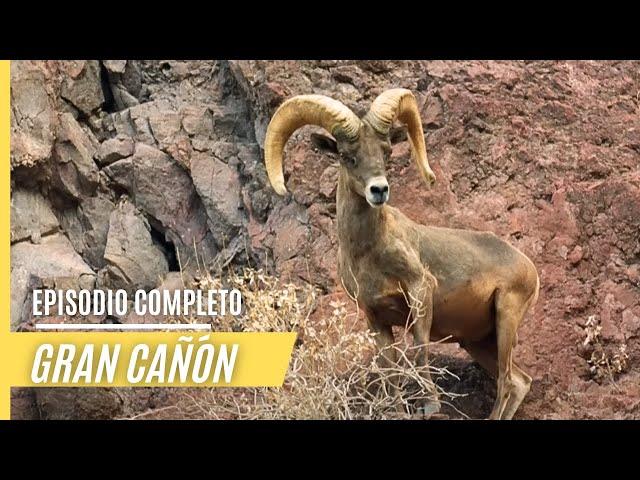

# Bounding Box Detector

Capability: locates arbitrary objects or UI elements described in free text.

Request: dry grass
[166,269,464,420]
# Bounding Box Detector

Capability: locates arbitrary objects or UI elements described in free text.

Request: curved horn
[264,95,361,195]
[364,88,436,186]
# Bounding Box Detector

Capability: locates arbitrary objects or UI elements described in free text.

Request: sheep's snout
[365,177,389,207]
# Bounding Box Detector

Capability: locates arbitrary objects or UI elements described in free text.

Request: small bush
[582,315,629,383]
[169,269,463,420]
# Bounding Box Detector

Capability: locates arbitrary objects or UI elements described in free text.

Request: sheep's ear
[310,132,338,154]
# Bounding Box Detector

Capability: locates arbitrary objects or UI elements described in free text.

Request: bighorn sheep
[263,89,539,420]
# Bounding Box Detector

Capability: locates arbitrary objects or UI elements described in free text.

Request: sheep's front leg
[406,270,440,416]
[365,312,404,413]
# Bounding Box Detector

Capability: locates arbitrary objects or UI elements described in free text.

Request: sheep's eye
[341,154,357,167]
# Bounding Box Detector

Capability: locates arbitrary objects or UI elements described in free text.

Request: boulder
[60,60,105,116]
[124,143,217,268]
[97,135,134,166]
[102,200,169,293]
[103,60,127,74]
[35,388,123,420]
[111,84,140,110]
[11,233,95,328]
[78,193,116,268]
[181,105,214,137]
[103,157,134,191]
[10,62,57,169]
[147,109,192,168]
[128,145,202,239]
[102,60,143,111]
[110,100,172,144]
[10,188,59,244]
[51,113,100,201]
[191,152,244,247]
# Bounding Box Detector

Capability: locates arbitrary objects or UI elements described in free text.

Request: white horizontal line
[34,324,212,331]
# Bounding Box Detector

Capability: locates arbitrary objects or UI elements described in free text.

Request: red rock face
[10,60,640,419]
[233,60,640,419]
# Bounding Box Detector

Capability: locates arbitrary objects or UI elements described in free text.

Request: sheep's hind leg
[489,289,531,420]
[500,361,532,420]
[462,335,531,419]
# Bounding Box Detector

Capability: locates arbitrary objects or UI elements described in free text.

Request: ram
[264,89,539,420]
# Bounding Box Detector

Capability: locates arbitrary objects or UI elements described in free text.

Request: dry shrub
[582,315,629,383]
[172,269,464,420]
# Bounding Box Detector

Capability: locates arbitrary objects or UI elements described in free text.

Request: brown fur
[332,121,539,419]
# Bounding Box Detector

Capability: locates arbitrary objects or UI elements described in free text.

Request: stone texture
[51,112,100,201]
[10,388,39,420]
[77,193,116,269]
[35,388,123,420]
[11,233,95,328]
[129,143,214,255]
[10,188,59,244]
[103,157,134,191]
[102,199,169,293]
[60,60,104,115]
[97,135,134,166]
[191,152,244,247]
[10,62,58,169]
[103,60,127,74]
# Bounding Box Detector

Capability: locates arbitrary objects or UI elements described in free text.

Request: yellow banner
[3,332,295,388]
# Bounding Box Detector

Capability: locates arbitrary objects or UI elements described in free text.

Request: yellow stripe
[0,60,11,419]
